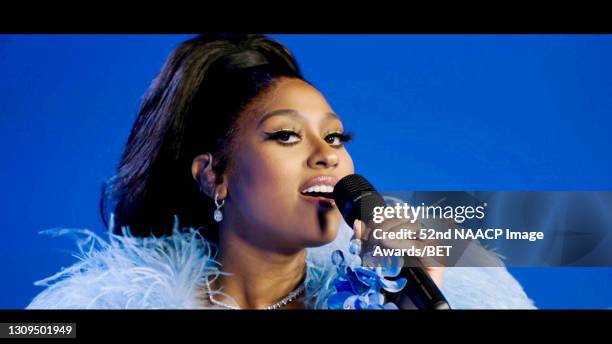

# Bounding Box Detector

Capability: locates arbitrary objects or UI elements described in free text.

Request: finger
[425,267,445,288]
[352,219,363,240]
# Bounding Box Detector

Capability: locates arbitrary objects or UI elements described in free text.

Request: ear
[191,153,228,200]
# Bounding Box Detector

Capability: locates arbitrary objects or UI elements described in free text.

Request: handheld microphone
[332,174,451,310]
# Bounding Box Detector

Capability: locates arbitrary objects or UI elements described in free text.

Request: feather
[27,218,535,309]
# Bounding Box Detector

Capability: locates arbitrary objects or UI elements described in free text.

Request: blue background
[1,34,611,309]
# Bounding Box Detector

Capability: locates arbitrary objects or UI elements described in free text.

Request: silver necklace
[204,278,306,310]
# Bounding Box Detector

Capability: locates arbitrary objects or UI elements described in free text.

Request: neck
[213,225,307,309]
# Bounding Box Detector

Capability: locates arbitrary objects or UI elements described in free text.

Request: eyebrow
[256,109,339,129]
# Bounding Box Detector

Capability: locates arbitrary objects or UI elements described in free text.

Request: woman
[27,34,534,309]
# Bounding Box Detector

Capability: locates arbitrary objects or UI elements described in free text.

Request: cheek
[339,149,355,176]
[230,147,302,221]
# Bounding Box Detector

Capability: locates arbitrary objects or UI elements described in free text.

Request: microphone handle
[360,219,450,310]
[385,265,451,310]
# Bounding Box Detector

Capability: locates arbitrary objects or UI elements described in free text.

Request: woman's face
[223,77,355,252]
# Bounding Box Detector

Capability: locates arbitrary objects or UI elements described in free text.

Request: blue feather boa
[27,219,535,309]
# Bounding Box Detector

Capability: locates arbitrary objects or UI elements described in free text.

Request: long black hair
[100,34,303,238]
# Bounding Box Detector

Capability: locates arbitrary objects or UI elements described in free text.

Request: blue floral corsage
[327,238,407,309]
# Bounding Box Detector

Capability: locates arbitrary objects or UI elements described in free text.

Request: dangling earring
[213,192,225,222]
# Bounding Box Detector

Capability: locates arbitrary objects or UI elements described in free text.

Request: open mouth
[300,191,335,200]
[300,185,335,200]
[299,176,338,207]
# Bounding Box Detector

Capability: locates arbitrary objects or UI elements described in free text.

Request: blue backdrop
[1,34,611,309]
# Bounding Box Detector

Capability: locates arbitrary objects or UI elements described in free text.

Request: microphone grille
[334,174,375,199]
[333,174,385,225]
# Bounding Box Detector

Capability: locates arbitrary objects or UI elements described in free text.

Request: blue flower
[327,247,407,310]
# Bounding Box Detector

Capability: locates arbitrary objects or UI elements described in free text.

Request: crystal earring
[213,192,225,222]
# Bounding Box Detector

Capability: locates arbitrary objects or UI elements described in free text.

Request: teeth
[301,185,334,194]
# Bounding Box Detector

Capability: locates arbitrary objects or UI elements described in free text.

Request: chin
[289,207,343,248]
[301,224,339,248]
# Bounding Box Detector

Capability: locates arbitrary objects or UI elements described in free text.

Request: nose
[307,136,339,169]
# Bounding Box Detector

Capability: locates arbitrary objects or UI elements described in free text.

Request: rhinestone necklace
[204,277,306,310]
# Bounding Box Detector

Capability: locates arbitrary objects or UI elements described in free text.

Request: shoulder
[442,267,535,309]
[27,227,220,309]
[441,240,536,309]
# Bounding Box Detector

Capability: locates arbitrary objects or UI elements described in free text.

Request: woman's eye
[325,132,353,147]
[266,130,302,145]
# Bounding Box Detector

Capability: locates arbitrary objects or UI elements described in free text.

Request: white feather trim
[27,220,535,309]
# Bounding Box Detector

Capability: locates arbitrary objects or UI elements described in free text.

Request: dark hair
[100,34,303,238]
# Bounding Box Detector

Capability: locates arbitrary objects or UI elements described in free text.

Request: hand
[352,218,445,289]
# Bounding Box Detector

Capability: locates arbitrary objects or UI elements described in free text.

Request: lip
[299,175,339,192]
[299,175,338,208]
[299,193,336,207]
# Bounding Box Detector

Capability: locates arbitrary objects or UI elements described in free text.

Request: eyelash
[265,129,353,147]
